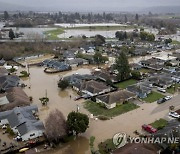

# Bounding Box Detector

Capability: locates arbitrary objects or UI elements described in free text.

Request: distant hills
[0,2,180,14]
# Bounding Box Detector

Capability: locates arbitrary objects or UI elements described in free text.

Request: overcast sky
[0,0,180,12]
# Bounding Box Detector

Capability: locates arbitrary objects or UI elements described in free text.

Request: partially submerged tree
[9,29,15,40]
[45,109,67,142]
[58,80,69,90]
[67,112,89,135]
[39,97,49,106]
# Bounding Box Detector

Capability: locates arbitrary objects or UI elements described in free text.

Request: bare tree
[45,109,67,142]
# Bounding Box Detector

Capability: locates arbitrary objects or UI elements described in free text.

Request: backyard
[142,91,165,103]
[166,84,180,94]
[115,79,137,89]
[84,101,139,118]
[150,118,168,130]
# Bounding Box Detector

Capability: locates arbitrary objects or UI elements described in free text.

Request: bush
[131,70,141,80]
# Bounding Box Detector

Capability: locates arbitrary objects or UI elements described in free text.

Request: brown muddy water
[20,66,93,154]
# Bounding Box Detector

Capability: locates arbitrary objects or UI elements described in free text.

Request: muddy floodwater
[21,66,93,154]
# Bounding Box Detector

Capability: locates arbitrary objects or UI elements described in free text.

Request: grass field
[44,28,64,40]
[142,91,165,103]
[84,101,139,117]
[166,84,180,94]
[115,79,137,89]
[150,119,168,130]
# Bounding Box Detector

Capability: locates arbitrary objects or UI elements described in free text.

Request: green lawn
[171,40,180,45]
[166,84,180,94]
[44,28,64,40]
[150,119,168,130]
[142,91,165,103]
[98,139,116,154]
[84,101,139,117]
[115,79,137,89]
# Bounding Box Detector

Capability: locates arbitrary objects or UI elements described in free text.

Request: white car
[165,96,172,101]
[169,112,180,118]
[157,87,166,93]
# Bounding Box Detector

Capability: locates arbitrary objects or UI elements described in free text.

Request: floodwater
[20,66,93,153]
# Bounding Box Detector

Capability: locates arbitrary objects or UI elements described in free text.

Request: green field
[166,84,180,94]
[115,79,137,89]
[44,28,64,40]
[142,91,165,103]
[84,101,139,117]
[150,119,168,130]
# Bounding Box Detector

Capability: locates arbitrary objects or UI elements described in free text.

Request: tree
[124,15,127,23]
[4,11,9,20]
[94,35,105,46]
[165,38,172,45]
[93,52,108,67]
[58,80,69,90]
[9,29,15,40]
[114,51,130,81]
[39,97,49,106]
[123,31,127,39]
[45,109,67,141]
[115,31,124,41]
[67,112,89,135]
[131,70,142,80]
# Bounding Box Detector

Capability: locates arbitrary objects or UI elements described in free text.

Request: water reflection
[42,136,90,154]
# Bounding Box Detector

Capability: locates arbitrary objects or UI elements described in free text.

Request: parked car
[157,98,166,104]
[157,87,166,93]
[142,124,157,133]
[169,112,180,118]
[164,96,172,101]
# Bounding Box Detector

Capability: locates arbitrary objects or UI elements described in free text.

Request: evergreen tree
[114,51,130,81]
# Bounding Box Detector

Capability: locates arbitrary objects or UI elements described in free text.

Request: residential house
[63,74,96,91]
[0,67,9,77]
[148,74,173,89]
[0,59,6,66]
[127,83,152,98]
[62,50,76,60]
[80,80,111,97]
[96,90,136,109]
[0,75,20,91]
[0,105,45,141]
[43,60,71,71]
[92,70,118,83]
[130,63,142,71]
[66,58,89,67]
[0,87,31,111]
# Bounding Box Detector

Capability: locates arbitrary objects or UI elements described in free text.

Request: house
[148,74,173,89]
[63,74,96,91]
[0,67,9,77]
[0,87,31,111]
[0,105,44,141]
[80,80,111,97]
[130,63,142,71]
[127,83,152,98]
[96,90,136,109]
[0,75,20,91]
[92,70,118,83]
[43,60,71,71]
[0,59,6,66]
[62,50,76,60]
[66,58,89,67]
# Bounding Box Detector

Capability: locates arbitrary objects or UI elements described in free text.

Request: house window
[30,133,35,137]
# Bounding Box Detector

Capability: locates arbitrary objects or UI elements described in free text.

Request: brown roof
[0,87,30,111]
[113,143,160,154]
[97,90,136,104]
[81,80,110,94]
